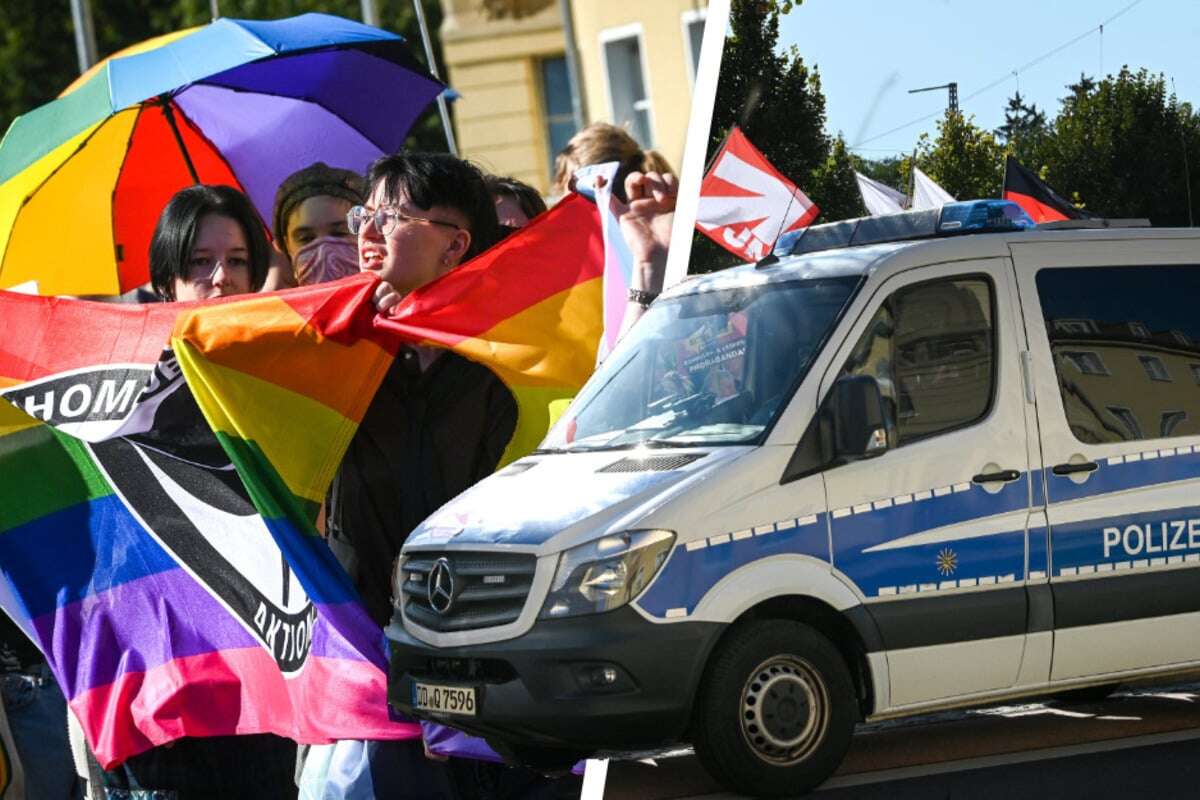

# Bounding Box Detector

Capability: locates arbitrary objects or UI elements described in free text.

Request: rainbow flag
[0,193,603,767]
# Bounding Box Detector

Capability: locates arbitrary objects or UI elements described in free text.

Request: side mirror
[829,375,889,460]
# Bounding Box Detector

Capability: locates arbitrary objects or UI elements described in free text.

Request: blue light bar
[771,200,1037,261]
[937,200,1035,232]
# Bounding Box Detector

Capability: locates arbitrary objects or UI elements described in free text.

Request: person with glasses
[148,185,271,302]
[311,153,579,797]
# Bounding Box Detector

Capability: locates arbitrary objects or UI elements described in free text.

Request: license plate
[412,681,478,716]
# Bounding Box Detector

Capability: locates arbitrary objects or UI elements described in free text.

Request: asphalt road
[594,683,1200,799]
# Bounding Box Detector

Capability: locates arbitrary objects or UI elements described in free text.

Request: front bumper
[386,606,724,752]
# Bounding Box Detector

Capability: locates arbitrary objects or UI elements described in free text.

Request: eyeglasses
[346,205,461,236]
[185,256,249,287]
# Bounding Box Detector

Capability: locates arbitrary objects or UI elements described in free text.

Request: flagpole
[411,0,459,156]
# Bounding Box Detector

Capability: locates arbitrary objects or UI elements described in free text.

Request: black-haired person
[330,151,512,627]
[482,173,547,234]
[98,184,297,799]
[149,184,271,302]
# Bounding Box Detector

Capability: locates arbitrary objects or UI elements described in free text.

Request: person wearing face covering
[264,162,367,290]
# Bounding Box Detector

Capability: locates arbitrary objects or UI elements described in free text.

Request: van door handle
[1051,461,1099,476]
[972,469,1021,484]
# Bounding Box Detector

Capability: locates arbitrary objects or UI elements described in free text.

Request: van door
[1011,240,1200,681]
[820,259,1037,708]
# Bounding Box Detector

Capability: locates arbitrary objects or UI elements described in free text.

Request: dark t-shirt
[327,347,517,626]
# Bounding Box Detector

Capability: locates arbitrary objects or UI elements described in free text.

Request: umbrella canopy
[0,13,444,296]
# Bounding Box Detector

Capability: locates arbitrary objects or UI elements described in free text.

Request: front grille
[402,551,536,633]
[597,453,707,473]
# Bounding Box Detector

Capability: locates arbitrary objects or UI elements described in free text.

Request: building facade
[439,0,708,195]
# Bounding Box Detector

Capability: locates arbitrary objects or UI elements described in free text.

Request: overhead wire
[851,0,1145,149]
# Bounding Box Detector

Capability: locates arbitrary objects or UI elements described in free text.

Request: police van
[385,200,1200,797]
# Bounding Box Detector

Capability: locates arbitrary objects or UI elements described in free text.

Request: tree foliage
[810,135,864,222]
[0,0,448,152]
[906,110,1004,200]
[995,90,1049,168]
[1042,67,1200,225]
[692,0,825,273]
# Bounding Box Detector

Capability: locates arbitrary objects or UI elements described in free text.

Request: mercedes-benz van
[385,201,1200,797]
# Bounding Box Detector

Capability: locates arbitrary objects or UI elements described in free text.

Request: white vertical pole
[411,0,459,156]
[361,0,381,27]
[69,0,98,74]
[209,0,220,20]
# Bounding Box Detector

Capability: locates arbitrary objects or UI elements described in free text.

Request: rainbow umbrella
[0,13,443,297]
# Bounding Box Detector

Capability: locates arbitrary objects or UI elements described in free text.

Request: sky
[776,0,1200,159]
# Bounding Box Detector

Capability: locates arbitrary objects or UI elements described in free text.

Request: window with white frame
[1138,354,1172,382]
[682,9,707,86]
[601,25,654,148]
[1061,350,1108,376]
[1054,319,1097,335]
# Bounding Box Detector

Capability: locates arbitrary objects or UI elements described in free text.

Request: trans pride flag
[0,194,603,767]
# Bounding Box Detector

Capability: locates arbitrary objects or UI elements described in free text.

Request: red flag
[696,126,819,261]
[1002,156,1096,223]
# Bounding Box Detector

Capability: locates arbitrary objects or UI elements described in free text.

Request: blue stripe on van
[636,515,829,618]
[1046,449,1200,504]
[1049,503,1200,575]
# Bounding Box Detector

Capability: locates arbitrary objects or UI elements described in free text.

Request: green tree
[906,110,1004,200]
[810,135,864,221]
[1042,67,1200,225]
[996,90,1049,168]
[0,1,448,152]
[692,0,826,272]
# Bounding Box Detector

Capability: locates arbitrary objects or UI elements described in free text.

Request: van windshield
[541,275,861,452]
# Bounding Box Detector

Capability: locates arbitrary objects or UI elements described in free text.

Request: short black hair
[150,185,271,300]
[367,152,501,261]
[483,174,548,222]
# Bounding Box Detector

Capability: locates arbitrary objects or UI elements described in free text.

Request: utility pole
[908,81,958,114]
[69,0,99,74]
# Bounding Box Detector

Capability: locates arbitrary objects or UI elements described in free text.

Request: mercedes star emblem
[427,558,456,615]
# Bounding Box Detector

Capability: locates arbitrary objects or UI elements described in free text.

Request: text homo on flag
[1002,156,1096,223]
[696,126,819,261]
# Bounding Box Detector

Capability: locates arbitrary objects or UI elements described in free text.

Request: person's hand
[613,171,677,295]
[373,280,402,316]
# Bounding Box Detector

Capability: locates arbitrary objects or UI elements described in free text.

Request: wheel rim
[738,654,830,765]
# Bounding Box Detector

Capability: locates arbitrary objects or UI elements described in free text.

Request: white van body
[386,206,1200,796]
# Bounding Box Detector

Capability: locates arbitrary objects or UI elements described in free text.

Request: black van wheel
[693,620,856,797]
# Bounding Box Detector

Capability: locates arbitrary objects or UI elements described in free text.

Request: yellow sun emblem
[936,548,958,576]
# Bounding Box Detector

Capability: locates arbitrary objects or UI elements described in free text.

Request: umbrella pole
[410,0,458,156]
[157,96,201,185]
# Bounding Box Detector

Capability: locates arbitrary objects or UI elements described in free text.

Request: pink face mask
[292,236,359,286]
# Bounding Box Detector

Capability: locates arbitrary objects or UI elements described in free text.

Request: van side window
[839,277,995,446]
[1036,265,1200,444]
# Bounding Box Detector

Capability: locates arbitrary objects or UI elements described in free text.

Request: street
[598,682,1200,798]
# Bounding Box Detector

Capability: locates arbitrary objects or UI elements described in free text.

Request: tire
[693,620,856,798]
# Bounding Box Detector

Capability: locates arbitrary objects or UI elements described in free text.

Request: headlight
[540,530,675,619]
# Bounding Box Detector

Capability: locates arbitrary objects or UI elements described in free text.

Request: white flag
[910,167,956,210]
[854,171,907,216]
